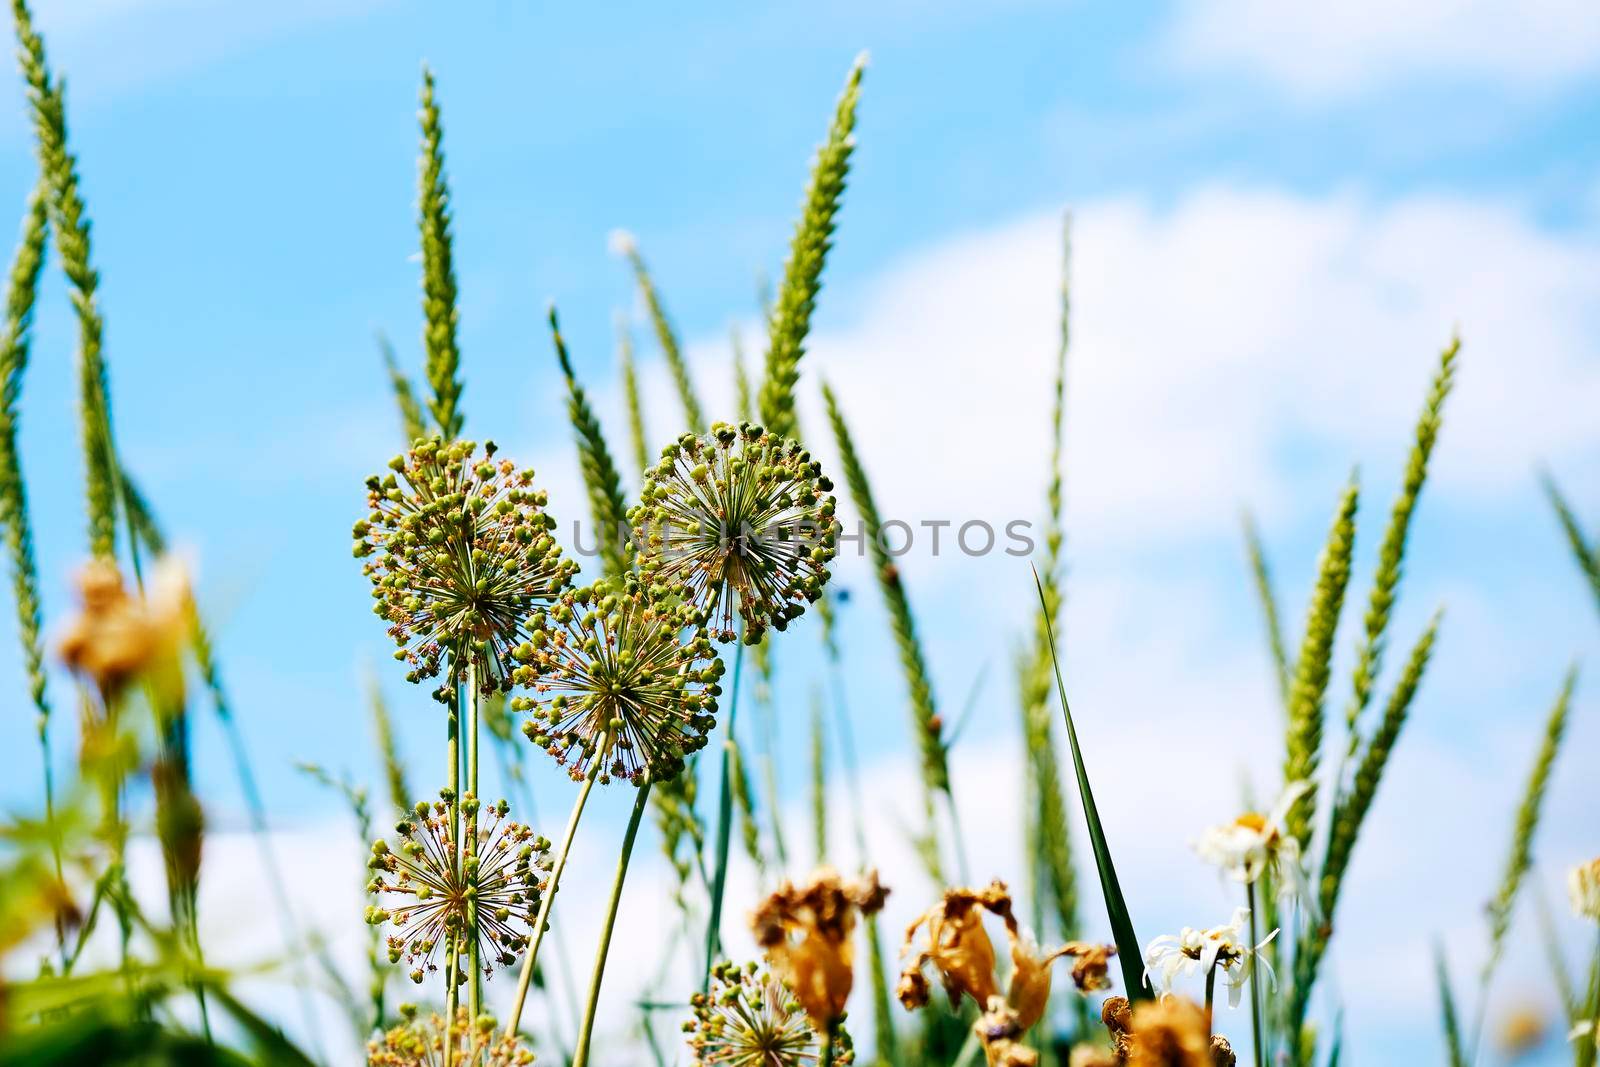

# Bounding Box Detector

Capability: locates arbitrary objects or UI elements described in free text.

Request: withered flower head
[366,1005,534,1066]
[633,422,839,644]
[355,437,576,696]
[686,960,849,1066]
[58,556,192,699]
[510,582,722,785]
[365,794,550,985]
[974,996,1039,1067]
[750,866,887,1029]
[900,879,1111,1030]
[1208,1035,1236,1067]
[1124,997,1212,1067]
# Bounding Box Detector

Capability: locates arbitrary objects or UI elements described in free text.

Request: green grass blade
[733,327,753,425]
[1542,472,1600,620]
[550,305,630,579]
[1340,339,1456,756]
[757,53,864,442]
[365,670,411,817]
[1283,476,1360,850]
[614,231,705,435]
[822,382,949,849]
[376,330,427,445]
[1031,565,1146,999]
[1241,510,1291,710]
[728,731,766,876]
[417,66,463,440]
[617,311,651,478]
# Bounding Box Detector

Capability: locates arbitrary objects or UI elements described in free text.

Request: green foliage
[758,55,864,442]
[728,732,766,875]
[366,672,411,817]
[13,0,122,560]
[1282,477,1359,850]
[1434,944,1468,1067]
[822,381,950,826]
[550,307,630,579]
[811,689,828,865]
[417,67,463,440]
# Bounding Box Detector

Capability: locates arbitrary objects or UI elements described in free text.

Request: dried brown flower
[1208,1035,1237,1067]
[1124,997,1211,1067]
[58,557,191,700]
[750,866,887,1029]
[974,996,1038,1067]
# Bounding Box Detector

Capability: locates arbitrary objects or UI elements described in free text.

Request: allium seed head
[632,422,839,644]
[509,581,722,786]
[355,437,576,697]
[366,793,551,985]
[686,960,847,1066]
[366,1006,535,1066]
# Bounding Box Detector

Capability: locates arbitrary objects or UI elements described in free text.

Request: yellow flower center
[1234,812,1267,833]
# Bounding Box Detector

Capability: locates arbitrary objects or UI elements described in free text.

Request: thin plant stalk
[820,1022,837,1067]
[466,662,481,1020]
[445,663,462,1067]
[571,775,654,1067]
[506,747,606,1037]
[1204,964,1217,1038]
[702,638,747,989]
[1247,882,1265,1067]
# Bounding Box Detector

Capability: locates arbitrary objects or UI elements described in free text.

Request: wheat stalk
[418,67,463,440]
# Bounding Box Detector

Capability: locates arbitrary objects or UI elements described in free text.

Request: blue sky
[1,2,1598,1063]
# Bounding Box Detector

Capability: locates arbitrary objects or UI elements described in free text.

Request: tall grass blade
[1283,477,1359,850]
[822,381,949,856]
[615,233,705,435]
[417,67,463,440]
[757,53,864,442]
[1032,565,1146,999]
[376,330,427,445]
[1241,511,1291,709]
[550,306,629,578]
[727,731,766,876]
[811,687,828,865]
[365,670,411,817]
[1542,473,1600,619]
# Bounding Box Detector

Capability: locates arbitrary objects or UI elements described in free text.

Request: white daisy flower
[1569,857,1600,922]
[1143,907,1277,1009]
[1194,780,1313,906]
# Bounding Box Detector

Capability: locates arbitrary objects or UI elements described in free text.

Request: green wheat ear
[1543,472,1600,618]
[616,312,651,478]
[1241,510,1291,710]
[549,307,629,579]
[1019,213,1081,950]
[727,732,765,875]
[14,0,123,561]
[612,231,705,435]
[366,670,412,817]
[822,380,950,838]
[418,66,463,440]
[376,331,428,446]
[1341,339,1457,754]
[1,186,51,743]
[1282,475,1359,850]
[758,53,865,442]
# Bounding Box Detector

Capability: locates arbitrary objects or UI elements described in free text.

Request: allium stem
[506,750,604,1037]
[819,1021,837,1067]
[466,663,481,1020]
[1248,882,1265,1067]
[702,637,746,991]
[445,670,461,1067]
[571,775,652,1067]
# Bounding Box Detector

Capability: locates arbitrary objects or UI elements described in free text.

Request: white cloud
[1162,0,1600,99]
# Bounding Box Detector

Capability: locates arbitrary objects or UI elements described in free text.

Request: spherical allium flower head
[354,437,577,698]
[367,1005,535,1067]
[365,794,551,986]
[632,422,840,644]
[686,960,848,1066]
[509,581,722,786]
